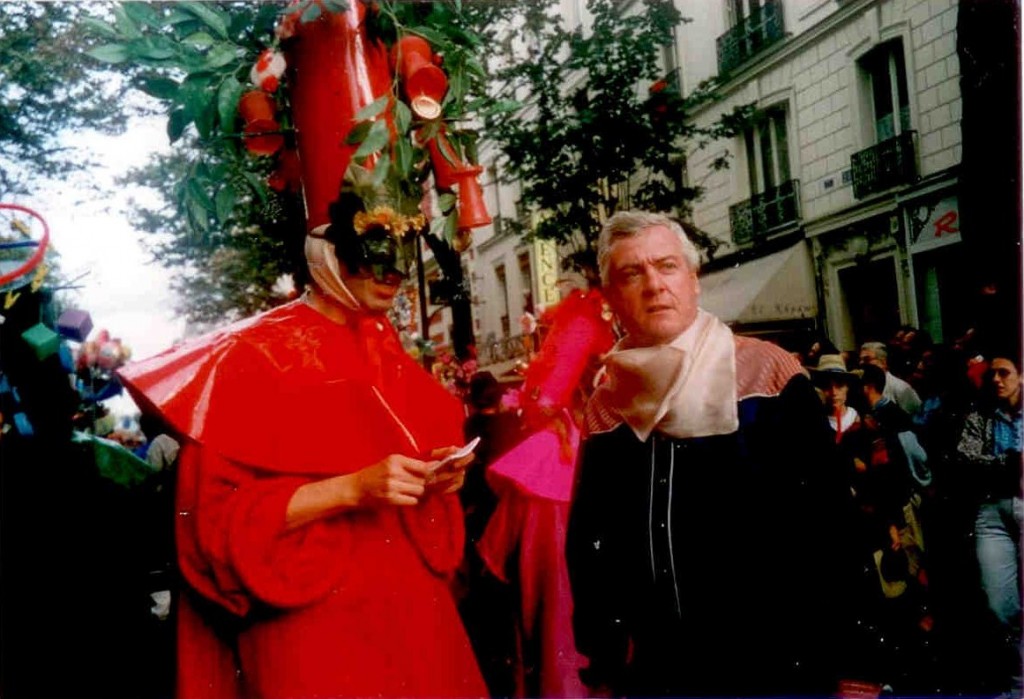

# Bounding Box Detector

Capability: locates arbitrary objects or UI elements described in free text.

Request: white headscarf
[304,224,364,311]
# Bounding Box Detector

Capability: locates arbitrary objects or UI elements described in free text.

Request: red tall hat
[284,3,392,232]
[281,1,493,246]
[522,289,616,415]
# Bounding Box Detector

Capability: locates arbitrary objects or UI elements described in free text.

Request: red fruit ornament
[238,90,284,156]
[250,49,286,93]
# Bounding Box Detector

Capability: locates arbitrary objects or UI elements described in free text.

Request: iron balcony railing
[850,131,918,199]
[729,179,801,245]
[480,333,529,366]
[716,0,786,76]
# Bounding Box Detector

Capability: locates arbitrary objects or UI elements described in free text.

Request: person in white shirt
[860,341,922,416]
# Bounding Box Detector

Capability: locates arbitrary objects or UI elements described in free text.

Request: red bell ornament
[285,3,392,231]
[268,148,303,193]
[426,131,465,190]
[453,165,492,231]
[239,90,284,156]
[392,35,447,120]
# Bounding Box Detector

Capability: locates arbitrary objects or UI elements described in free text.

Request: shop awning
[698,243,817,324]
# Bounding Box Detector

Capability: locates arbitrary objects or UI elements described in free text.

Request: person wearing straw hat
[809,353,862,445]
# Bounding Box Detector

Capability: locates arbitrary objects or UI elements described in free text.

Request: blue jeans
[976,496,1023,693]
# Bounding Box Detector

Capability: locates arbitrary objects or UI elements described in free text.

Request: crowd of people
[795,328,1022,697]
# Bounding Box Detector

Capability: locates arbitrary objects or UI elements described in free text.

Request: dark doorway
[839,256,901,344]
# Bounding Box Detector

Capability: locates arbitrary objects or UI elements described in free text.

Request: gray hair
[860,341,888,362]
[597,211,700,286]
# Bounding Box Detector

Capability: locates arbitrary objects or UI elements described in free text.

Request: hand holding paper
[425,437,481,493]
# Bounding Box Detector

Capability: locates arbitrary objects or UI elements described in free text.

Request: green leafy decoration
[179,2,229,40]
[345,121,373,146]
[353,119,390,159]
[394,100,412,136]
[301,2,322,24]
[182,31,216,49]
[138,74,180,99]
[216,75,243,133]
[85,43,131,64]
[437,193,457,213]
[75,0,515,351]
[204,42,240,69]
[167,109,188,144]
[354,94,390,122]
[214,185,237,222]
[371,153,391,188]
[111,3,142,39]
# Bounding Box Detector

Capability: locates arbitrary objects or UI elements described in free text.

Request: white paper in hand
[426,437,482,484]
[436,436,481,468]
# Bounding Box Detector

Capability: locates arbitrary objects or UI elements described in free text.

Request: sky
[11,114,186,415]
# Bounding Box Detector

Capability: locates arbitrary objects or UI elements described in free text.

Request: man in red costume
[119,193,486,698]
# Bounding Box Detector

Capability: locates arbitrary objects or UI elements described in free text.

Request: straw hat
[808,354,858,384]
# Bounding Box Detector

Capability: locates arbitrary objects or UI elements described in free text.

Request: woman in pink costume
[478,288,616,697]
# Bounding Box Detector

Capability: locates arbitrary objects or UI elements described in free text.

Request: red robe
[119,300,486,699]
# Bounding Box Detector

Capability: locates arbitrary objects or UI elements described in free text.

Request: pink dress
[478,290,615,697]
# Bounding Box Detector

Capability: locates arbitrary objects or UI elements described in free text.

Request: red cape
[120,301,485,698]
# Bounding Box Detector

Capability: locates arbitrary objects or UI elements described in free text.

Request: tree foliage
[120,146,304,324]
[0,2,139,199]
[82,1,304,324]
[486,0,751,274]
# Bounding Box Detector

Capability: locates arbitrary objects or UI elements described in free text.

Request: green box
[21,323,60,360]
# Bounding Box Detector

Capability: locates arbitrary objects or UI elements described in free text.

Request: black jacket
[567,373,865,697]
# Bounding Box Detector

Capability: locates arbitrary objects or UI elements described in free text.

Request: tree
[0,2,137,199]
[78,1,309,325]
[120,146,305,325]
[485,0,749,277]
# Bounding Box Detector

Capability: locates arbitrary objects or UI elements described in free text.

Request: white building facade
[466,0,967,360]
[681,0,966,350]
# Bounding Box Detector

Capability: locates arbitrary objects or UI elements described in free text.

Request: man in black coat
[566,211,866,697]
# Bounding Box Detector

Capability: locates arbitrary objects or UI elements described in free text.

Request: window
[725,0,769,49]
[518,251,533,315]
[515,198,529,225]
[744,106,790,195]
[731,105,799,242]
[661,26,679,86]
[862,40,910,142]
[487,162,503,222]
[725,0,745,27]
[495,264,510,337]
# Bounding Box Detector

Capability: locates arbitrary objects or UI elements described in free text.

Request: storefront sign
[909,195,960,253]
[534,238,560,308]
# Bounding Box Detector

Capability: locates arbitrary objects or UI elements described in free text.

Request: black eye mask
[336,225,416,282]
